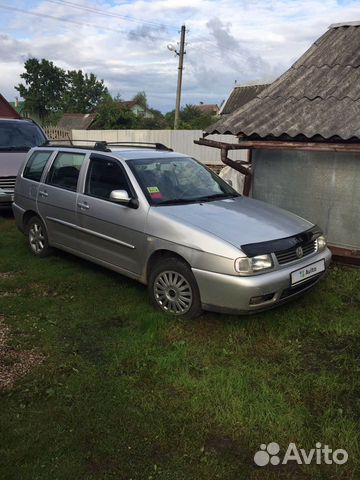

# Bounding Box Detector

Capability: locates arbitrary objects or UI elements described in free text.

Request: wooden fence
[43,126,72,141]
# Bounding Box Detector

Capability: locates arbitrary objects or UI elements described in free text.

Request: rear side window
[46,152,86,191]
[23,151,52,182]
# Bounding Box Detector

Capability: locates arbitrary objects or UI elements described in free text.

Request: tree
[166,105,215,130]
[132,91,148,110]
[91,95,138,129]
[136,109,167,129]
[62,70,108,113]
[16,58,109,120]
[15,58,67,119]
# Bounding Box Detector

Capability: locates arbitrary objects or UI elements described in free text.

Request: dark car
[0,118,47,208]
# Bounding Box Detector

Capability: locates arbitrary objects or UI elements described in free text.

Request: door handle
[77,202,90,210]
[39,190,48,198]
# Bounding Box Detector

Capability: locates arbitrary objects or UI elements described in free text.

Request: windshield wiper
[155,193,239,206]
[194,192,239,202]
[156,198,199,206]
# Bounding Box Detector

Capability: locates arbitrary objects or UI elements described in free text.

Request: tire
[26,216,52,258]
[148,258,202,319]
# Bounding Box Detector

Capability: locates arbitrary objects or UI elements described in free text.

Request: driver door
[76,154,147,276]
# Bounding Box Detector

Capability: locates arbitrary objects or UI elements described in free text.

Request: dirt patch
[300,334,360,373]
[0,288,23,298]
[0,272,16,280]
[162,322,187,345]
[203,433,257,470]
[0,314,44,390]
[205,435,239,455]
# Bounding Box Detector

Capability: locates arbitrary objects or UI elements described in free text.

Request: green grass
[0,215,359,480]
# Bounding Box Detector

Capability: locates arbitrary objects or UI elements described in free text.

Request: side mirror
[110,189,131,204]
[109,190,139,209]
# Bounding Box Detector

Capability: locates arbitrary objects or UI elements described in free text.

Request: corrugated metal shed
[207,23,360,141]
[219,84,269,115]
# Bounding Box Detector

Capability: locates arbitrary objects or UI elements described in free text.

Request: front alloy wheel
[154,270,193,315]
[148,258,202,319]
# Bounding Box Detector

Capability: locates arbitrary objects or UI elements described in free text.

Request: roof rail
[40,139,173,152]
[41,139,110,152]
[106,141,173,151]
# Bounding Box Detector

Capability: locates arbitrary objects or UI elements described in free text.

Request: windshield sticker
[150,191,163,200]
[147,186,160,193]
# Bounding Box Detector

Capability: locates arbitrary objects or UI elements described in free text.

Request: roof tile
[207,24,360,141]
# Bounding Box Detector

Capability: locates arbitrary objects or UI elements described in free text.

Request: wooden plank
[195,138,360,153]
[329,245,360,266]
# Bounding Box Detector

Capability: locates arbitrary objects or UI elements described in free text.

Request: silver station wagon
[13,142,331,318]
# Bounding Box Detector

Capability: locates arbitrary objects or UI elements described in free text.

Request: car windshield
[127,156,239,205]
[0,121,46,150]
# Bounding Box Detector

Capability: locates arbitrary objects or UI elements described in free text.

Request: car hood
[156,196,313,249]
[0,152,27,177]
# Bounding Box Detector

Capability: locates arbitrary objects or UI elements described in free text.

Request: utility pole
[174,25,186,130]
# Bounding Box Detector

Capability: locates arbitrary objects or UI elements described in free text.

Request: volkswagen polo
[12,142,331,318]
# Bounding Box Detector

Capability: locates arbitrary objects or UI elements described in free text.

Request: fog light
[249,293,275,305]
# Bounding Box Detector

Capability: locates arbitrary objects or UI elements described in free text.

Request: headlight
[316,235,327,251]
[234,254,273,274]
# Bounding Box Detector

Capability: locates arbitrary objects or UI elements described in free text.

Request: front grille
[275,239,317,265]
[0,176,16,191]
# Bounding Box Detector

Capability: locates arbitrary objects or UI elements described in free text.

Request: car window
[0,120,46,151]
[46,152,86,191]
[85,157,130,201]
[127,156,237,205]
[23,151,52,182]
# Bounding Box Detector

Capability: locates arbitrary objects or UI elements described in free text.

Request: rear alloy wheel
[26,216,52,257]
[149,258,202,319]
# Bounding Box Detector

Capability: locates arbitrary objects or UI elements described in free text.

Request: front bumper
[192,248,332,314]
[0,190,14,209]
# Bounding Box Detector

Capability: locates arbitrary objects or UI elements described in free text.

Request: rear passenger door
[37,151,87,250]
[15,150,54,213]
[76,154,148,276]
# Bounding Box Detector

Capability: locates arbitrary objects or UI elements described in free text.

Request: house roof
[196,104,219,114]
[9,100,25,114]
[219,84,269,115]
[57,113,97,130]
[206,22,360,142]
[120,101,141,109]
[0,94,21,119]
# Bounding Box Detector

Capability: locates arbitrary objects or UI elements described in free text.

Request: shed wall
[252,149,360,250]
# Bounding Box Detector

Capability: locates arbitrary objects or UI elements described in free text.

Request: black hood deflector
[241,226,322,257]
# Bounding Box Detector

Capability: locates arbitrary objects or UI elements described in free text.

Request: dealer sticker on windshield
[291,259,325,285]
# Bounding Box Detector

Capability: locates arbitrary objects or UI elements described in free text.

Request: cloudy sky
[0,0,358,112]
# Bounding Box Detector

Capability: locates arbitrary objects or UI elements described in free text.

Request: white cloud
[0,0,358,111]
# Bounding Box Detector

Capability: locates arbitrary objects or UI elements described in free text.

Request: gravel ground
[0,314,44,390]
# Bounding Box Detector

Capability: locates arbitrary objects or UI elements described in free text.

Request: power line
[0,4,123,33]
[42,0,178,31]
[0,4,252,69]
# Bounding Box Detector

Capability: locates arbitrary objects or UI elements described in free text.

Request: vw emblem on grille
[296,246,304,258]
